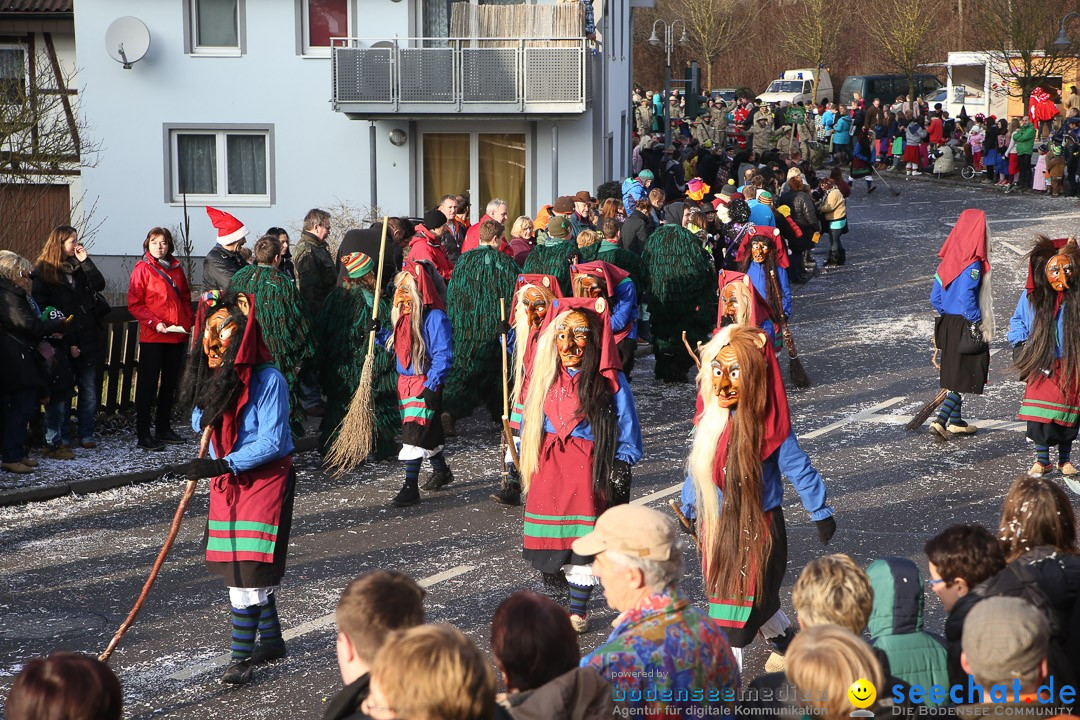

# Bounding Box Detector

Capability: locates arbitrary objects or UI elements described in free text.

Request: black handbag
[958,322,988,355]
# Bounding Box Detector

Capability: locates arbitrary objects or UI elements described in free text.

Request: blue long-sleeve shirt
[746,201,776,228]
[191,365,293,474]
[1009,293,1063,357]
[538,369,643,465]
[680,428,833,521]
[747,262,791,318]
[930,261,982,323]
[390,308,453,392]
[610,278,639,340]
[622,178,647,217]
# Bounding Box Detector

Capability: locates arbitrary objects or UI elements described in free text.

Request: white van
[757,69,833,106]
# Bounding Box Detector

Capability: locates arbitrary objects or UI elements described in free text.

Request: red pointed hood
[736,225,789,268]
[539,295,622,393]
[937,209,990,289]
[717,269,774,329]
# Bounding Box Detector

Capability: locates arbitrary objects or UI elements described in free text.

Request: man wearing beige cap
[957,596,1074,716]
[576,505,739,714]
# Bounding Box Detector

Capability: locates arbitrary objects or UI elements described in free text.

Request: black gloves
[816,516,837,546]
[368,318,381,334]
[610,459,632,506]
[495,320,512,338]
[171,457,231,479]
[1013,342,1025,364]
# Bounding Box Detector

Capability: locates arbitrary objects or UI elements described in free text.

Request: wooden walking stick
[668,499,700,551]
[99,425,214,663]
[326,216,390,476]
[498,297,519,468]
[681,330,701,370]
[766,269,811,388]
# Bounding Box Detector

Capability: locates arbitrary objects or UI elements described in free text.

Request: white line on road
[801,397,906,440]
[1000,241,1026,255]
[860,413,1025,432]
[986,213,1080,225]
[167,564,476,681]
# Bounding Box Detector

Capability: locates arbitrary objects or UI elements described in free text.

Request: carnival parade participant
[228,235,315,436]
[518,297,643,632]
[177,291,295,685]
[736,226,790,349]
[522,216,580,295]
[441,219,519,437]
[681,325,835,668]
[495,273,562,506]
[929,210,993,439]
[315,252,398,460]
[570,260,638,376]
[1010,237,1080,478]
[641,224,717,382]
[385,263,454,507]
[717,268,775,341]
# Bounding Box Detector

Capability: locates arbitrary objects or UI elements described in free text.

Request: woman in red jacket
[127,227,193,450]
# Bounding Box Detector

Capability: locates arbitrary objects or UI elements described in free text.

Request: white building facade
[73,0,639,288]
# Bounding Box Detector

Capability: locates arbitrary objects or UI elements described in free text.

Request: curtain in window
[0,48,26,103]
[177,134,217,195]
[423,0,452,41]
[196,0,239,47]
[423,133,470,215]
[308,0,348,47]
[226,134,267,195]
[478,133,525,239]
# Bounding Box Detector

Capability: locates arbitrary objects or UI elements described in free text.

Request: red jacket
[406,228,454,281]
[460,214,516,258]
[928,117,944,144]
[127,253,194,344]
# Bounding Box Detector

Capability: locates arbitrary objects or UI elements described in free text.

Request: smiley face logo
[847,678,876,709]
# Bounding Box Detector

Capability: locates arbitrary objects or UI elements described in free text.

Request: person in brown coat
[1046,145,1067,196]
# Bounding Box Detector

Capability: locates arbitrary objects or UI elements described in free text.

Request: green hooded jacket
[866,558,950,702]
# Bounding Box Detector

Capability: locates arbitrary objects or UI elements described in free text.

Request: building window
[187,0,244,55]
[166,126,273,205]
[302,0,349,55]
[0,46,27,104]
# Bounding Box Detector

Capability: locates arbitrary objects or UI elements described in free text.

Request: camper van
[838,74,941,107]
[757,69,833,106]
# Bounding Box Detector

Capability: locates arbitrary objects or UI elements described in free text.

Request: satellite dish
[105,17,150,69]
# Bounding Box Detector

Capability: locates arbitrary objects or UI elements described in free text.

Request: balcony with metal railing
[331,37,591,117]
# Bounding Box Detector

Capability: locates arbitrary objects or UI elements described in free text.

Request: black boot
[222,659,253,685]
[421,466,454,491]
[823,252,837,267]
[490,467,521,505]
[392,480,420,507]
[138,431,165,451]
[836,248,846,266]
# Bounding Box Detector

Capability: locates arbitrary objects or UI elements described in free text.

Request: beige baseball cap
[571,504,676,560]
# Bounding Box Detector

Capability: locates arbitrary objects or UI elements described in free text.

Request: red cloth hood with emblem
[735,225,789,269]
[406,261,445,311]
[511,273,562,321]
[191,291,272,457]
[539,296,622,393]
[710,333,791,491]
[570,260,631,297]
[716,269,774,329]
[937,209,990,288]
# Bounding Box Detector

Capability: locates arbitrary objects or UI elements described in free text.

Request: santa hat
[206,207,248,246]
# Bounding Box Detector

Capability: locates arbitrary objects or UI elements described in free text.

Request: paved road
[2,178,1079,718]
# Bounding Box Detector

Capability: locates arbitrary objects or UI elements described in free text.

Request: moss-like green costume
[579,240,646,296]
[314,285,399,460]
[443,246,520,421]
[522,238,580,296]
[640,225,717,382]
[228,265,315,435]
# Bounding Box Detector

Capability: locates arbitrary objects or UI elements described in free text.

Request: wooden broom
[767,269,811,388]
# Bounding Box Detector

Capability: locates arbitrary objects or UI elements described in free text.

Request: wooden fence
[98,306,142,413]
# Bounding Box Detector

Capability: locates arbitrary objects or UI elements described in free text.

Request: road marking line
[860,413,1025,433]
[166,565,476,681]
[986,213,1080,225]
[1000,241,1026,255]
[633,483,683,506]
[800,397,906,440]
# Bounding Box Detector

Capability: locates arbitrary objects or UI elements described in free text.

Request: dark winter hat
[728,198,751,224]
[546,215,572,240]
[553,196,575,214]
[423,208,447,230]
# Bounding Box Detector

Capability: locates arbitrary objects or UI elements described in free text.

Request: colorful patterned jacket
[581,587,740,714]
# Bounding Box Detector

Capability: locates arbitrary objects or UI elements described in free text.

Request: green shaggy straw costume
[579,240,646,296]
[522,237,580,296]
[315,285,399,460]
[228,265,315,435]
[443,245,520,421]
[640,225,717,382]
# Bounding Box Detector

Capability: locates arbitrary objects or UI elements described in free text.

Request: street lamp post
[648,18,687,149]
[1053,12,1080,51]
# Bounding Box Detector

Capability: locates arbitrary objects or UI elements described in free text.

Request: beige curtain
[422,134,470,213]
[478,133,526,239]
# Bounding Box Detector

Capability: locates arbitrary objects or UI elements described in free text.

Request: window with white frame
[167,127,272,205]
[188,0,243,55]
[0,45,27,104]
[301,0,350,56]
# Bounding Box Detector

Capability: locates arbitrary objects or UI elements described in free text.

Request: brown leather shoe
[81,440,98,449]
[2,462,34,474]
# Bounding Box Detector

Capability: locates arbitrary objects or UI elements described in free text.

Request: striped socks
[230,605,260,661]
[1035,444,1051,467]
[568,582,593,617]
[936,391,961,424]
[404,458,422,491]
[257,594,283,649]
[429,452,448,473]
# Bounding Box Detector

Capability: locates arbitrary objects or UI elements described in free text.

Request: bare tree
[776,0,847,104]
[669,0,762,89]
[866,0,936,101]
[972,0,1080,113]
